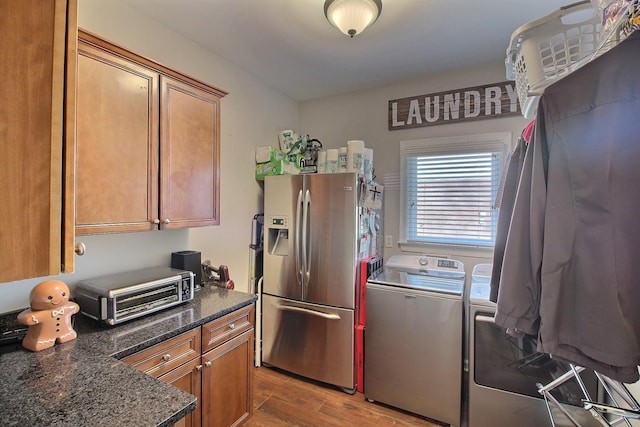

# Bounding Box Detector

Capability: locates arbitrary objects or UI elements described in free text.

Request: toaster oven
[75,266,194,325]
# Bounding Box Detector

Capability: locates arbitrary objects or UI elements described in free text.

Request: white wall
[0,0,299,313]
[300,61,532,277]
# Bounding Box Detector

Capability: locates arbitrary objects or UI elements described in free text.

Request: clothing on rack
[493,120,535,211]
[489,122,532,303]
[495,30,640,383]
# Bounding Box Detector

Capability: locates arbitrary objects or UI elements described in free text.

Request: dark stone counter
[0,286,257,427]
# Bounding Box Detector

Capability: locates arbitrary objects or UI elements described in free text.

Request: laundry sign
[388,81,521,130]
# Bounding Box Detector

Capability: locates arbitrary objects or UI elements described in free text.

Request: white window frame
[399,132,511,250]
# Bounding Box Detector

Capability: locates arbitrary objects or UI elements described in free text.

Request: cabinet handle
[195,364,203,371]
[205,361,212,368]
[163,218,171,224]
[229,323,235,330]
[74,242,86,256]
[153,218,160,224]
[162,354,171,362]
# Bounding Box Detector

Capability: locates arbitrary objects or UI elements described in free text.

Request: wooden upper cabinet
[75,30,226,235]
[75,41,159,234]
[160,76,220,229]
[0,0,77,282]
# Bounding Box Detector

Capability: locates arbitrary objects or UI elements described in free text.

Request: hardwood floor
[246,366,443,426]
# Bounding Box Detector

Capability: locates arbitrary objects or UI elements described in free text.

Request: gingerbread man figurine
[17,280,80,352]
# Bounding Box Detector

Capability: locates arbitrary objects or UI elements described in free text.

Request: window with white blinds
[400,133,511,247]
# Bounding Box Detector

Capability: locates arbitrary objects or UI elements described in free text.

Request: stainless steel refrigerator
[261,172,382,393]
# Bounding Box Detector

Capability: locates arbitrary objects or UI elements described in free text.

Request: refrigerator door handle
[275,304,341,320]
[303,189,311,284]
[295,189,304,287]
[475,314,496,324]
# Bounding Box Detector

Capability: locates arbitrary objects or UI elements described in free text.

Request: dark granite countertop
[0,285,257,427]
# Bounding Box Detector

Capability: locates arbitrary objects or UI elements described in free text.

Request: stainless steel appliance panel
[261,294,354,389]
[75,267,194,325]
[262,173,374,391]
[305,173,358,309]
[264,174,304,301]
[469,307,601,427]
[365,282,463,426]
[467,268,601,427]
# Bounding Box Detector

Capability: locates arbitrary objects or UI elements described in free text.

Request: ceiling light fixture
[324,0,382,38]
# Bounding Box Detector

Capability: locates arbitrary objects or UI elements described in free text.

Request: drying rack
[537,364,640,426]
[506,0,640,118]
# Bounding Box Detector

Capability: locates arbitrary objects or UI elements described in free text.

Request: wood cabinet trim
[122,329,201,378]
[62,0,78,273]
[46,0,68,276]
[202,305,255,353]
[78,29,227,99]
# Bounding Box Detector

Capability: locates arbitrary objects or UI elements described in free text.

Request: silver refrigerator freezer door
[261,294,355,390]
[264,174,305,301]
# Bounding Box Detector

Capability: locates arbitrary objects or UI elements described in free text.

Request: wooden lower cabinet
[201,330,254,427]
[159,357,203,427]
[122,305,255,427]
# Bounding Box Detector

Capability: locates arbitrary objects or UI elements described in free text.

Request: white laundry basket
[505,0,601,118]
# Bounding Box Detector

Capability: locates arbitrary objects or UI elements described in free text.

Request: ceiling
[121,0,576,101]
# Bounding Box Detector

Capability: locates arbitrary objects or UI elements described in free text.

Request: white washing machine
[365,255,466,426]
[467,264,602,427]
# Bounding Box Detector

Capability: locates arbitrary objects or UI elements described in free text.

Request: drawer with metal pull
[202,305,254,353]
[122,328,201,378]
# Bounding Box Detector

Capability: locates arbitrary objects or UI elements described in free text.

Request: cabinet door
[201,330,254,427]
[75,39,159,234]
[160,76,220,229]
[158,357,203,427]
[0,0,77,282]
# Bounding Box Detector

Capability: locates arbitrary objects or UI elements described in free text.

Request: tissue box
[255,158,301,180]
[255,160,283,180]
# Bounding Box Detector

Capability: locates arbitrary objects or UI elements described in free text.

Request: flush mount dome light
[324,0,383,38]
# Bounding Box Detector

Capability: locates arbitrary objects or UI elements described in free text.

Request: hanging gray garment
[494,130,543,336]
[496,30,640,383]
[490,136,528,303]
